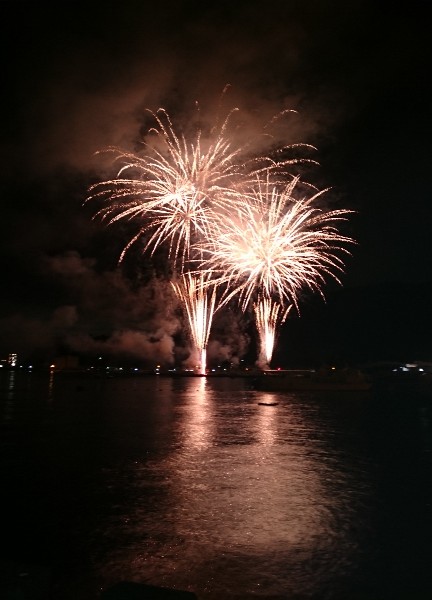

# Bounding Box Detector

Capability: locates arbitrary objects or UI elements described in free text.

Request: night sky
[1,0,431,368]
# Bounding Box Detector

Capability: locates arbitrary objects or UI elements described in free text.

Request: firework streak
[87,106,355,372]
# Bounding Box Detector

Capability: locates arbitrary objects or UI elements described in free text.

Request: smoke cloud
[1,1,429,366]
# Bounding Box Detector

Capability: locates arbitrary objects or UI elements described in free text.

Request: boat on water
[254,367,372,392]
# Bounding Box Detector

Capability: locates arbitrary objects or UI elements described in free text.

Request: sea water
[0,370,430,599]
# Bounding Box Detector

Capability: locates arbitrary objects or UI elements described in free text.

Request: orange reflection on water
[1,370,16,423]
[178,376,214,451]
[256,392,280,446]
[95,379,367,599]
[168,382,331,558]
[48,369,55,402]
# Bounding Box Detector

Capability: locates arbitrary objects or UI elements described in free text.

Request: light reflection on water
[88,377,375,599]
[0,372,429,600]
[3,370,16,422]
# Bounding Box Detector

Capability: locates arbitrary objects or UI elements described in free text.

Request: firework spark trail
[171,272,219,375]
[254,297,292,368]
[198,173,356,314]
[86,107,318,270]
[194,173,355,366]
[86,103,354,371]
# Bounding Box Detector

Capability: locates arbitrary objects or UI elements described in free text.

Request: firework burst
[198,173,356,313]
[86,101,355,371]
[195,173,355,366]
[86,107,317,270]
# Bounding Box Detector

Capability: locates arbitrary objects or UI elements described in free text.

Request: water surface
[0,371,430,599]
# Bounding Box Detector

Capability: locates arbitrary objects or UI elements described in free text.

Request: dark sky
[0,0,431,367]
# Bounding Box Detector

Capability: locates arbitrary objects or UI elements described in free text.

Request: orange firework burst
[86,107,317,270]
[86,101,354,371]
[198,173,356,313]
